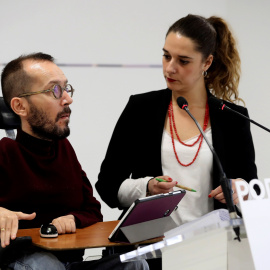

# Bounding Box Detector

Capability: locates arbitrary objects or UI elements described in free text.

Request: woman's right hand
[147,175,178,195]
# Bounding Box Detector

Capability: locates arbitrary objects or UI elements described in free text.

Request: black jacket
[96,89,258,211]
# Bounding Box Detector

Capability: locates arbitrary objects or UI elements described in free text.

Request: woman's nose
[166,61,176,74]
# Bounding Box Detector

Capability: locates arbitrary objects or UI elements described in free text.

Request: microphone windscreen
[177,96,188,109]
[208,96,223,109]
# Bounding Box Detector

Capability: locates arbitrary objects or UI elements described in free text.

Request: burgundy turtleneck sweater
[0,129,103,229]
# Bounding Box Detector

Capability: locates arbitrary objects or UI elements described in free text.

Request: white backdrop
[1,0,270,225]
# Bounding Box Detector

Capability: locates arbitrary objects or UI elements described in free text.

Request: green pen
[156,178,196,192]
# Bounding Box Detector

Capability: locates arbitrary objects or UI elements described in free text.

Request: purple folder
[109,190,186,243]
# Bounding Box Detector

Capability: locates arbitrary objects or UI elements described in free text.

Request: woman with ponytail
[96,14,257,226]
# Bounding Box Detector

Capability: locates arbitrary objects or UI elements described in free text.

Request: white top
[118,128,214,226]
[161,128,214,225]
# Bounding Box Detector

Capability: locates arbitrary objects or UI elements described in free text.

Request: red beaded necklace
[168,99,209,167]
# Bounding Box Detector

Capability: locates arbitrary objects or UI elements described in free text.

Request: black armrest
[0,236,32,266]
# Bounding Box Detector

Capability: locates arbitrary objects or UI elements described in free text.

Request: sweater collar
[16,128,57,156]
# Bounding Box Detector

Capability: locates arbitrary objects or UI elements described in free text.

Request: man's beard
[27,103,71,141]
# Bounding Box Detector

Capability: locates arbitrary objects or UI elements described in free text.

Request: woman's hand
[147,175,178,195]
[208,178,247,205]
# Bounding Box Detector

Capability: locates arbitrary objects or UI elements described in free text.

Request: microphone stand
[220,102,270,133]
[181,103,241,241]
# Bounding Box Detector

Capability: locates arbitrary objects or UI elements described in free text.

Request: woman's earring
[202,70,207,77]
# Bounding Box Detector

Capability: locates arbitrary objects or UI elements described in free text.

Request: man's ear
[10,97,28,117]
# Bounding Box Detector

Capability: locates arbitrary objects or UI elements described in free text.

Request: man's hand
[0,207,36,248]
[52,215,76,234]
[147,176,177,195]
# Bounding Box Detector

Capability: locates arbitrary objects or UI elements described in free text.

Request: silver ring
[232,190,235,194]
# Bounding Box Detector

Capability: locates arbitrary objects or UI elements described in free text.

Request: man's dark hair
[1,52,54,107]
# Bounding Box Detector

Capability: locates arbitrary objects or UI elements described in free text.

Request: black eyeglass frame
[18,84,74,99]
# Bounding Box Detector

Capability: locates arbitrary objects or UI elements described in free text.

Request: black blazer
[96,89,258,211]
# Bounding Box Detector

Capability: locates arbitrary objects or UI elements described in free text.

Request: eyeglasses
[18,84,74,99]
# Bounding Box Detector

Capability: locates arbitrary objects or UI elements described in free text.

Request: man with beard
[0,53,148,270]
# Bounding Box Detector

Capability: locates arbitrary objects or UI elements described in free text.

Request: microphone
[208,96,270,133]
[177,96,241,240]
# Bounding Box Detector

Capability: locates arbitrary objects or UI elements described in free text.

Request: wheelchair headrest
[0,97,21,129]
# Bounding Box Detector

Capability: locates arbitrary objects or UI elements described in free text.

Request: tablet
[109,190,186,242]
